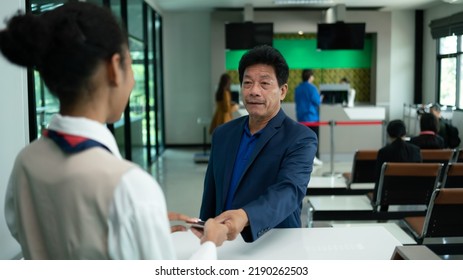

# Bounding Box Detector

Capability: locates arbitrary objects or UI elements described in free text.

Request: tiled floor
[149,148,210,218]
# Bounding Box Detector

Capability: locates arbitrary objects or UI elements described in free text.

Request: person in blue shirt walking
[295,69,323,165]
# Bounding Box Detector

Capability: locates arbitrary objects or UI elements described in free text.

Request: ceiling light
[274,0,334,4]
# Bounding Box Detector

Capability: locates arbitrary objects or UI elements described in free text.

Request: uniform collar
[47,114,122,159]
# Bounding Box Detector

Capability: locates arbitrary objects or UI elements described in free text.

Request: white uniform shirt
[5,114,216,259]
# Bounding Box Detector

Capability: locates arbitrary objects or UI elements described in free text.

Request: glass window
[128,37,146,167]
[34,70,59,138]
[31,1,65,13]
[439,57,457,106]
[128,0,143,40]
[30,0,65,139]
[154,13,165,153]
[126,0,149,167]
[459,61,463,108]
[437,35,463,108]
[439,35,457,55]
[147,8,156,160]
[110,0,121,21]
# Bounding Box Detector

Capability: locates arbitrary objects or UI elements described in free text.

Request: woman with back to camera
[0,2,227,260]
[373,120,422,202]
[209,73,239,134]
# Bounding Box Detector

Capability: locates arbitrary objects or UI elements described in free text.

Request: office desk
[308,194,427,221]
[308,176,347,189]
[309,195,373,211]
[331,222,417,245]
[172,227,402,260]
[307,176,348,195]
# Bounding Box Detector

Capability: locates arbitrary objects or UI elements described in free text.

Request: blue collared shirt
[224,121,263,210]
[294,81,321,122]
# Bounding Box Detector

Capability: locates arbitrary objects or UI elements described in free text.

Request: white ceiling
[151,0,456,12]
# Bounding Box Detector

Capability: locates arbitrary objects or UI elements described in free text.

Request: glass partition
[154,13,165,155]
[128,36,147,166]
[33,71,59,137]
[146,7,156,161]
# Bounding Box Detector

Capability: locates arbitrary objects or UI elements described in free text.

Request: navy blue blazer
[199,109,317,242]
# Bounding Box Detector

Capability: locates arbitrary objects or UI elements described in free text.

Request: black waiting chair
[441,163,463,188]
[420,149,455,183]
[368,162,443,214]
[403,188,463,244]
[309,162,443,222]
[420,149,455,164]
[454,148,463,163]
[342,150,378,189]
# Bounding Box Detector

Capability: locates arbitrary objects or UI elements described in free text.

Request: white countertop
[172,227,402,260]
[343,107,386,120]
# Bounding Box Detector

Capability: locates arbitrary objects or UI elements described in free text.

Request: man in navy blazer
[200,45,317,242]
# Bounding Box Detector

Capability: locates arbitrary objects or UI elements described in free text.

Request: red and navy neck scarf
[43,129,111,154]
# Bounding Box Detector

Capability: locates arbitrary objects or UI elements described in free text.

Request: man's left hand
[215,209,249,241]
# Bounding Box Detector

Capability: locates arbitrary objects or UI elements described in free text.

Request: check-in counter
[319,104,386,155]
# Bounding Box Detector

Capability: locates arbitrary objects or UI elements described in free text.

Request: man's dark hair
[302,69,313,82]
[387,119,406,138]
[238,45,289,87]
[420,113,439,133]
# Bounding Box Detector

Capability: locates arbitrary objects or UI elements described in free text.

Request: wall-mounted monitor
[225,22,273,50]
[317,22,366,50]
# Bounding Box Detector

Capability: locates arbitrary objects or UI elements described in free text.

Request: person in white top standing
[0,2,227,260]
[340,77,356,108]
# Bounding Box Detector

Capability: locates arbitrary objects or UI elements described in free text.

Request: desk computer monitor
[231,91,240,104]
[320,84,349,105]
[230,83,241,105]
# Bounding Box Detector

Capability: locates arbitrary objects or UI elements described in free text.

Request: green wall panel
[225,50,247,70]
[225,38,372,70]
